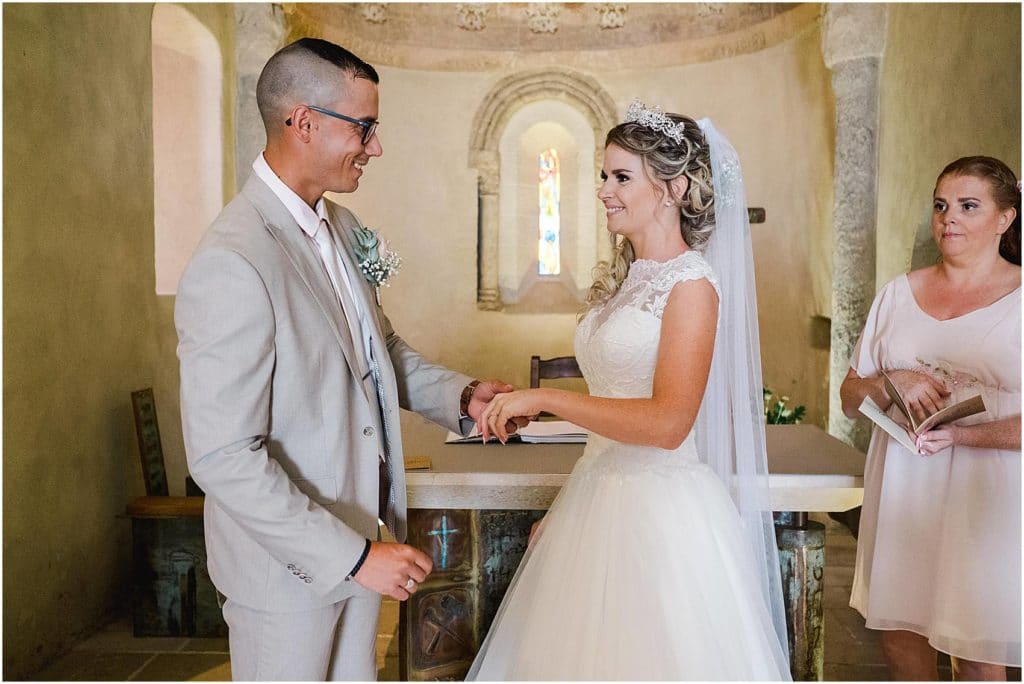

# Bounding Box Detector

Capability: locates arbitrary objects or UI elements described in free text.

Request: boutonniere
[353,225,402,305]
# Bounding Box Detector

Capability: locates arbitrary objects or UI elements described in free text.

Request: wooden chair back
[529,355,582,388]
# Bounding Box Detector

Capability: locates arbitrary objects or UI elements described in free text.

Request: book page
[444,419,588,444]
[445,425,484,443]
[858,396,917,452]
[916,394,986,433]
[882,372,986,434]
[518,420,588,444]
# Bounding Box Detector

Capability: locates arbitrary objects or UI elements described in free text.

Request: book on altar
[858,372,986,451]
[445,419,589,444]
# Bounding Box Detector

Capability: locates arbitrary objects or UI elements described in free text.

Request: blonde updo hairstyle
[583,114,715,316]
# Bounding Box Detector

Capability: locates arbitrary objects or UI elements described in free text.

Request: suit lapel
[241,176,374,407]
[327,204,397,408]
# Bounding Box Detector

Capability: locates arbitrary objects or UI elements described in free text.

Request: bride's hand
[479,389,544,443]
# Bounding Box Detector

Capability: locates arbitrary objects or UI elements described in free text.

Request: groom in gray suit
[176,38,518,680]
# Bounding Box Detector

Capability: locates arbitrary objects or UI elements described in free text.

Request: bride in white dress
[468,101,791,681]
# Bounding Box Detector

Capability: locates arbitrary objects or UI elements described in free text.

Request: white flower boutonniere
[353,225,402,305]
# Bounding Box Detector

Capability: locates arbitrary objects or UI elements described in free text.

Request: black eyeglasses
[286,105,379,145]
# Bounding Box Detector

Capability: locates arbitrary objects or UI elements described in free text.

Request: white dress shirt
[251,153,372,361]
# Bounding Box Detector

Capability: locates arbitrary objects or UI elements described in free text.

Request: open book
[445,419,589,444]
[858,372,986,451]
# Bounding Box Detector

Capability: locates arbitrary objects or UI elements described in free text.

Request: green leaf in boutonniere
[352,225,402,305]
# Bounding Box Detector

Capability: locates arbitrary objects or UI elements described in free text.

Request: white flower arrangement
[353,225,402,304]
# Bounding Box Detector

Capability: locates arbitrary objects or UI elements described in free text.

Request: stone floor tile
[824,663,892,680]
[824,583,852,601]
[825,619,883,665]
[180,637,229,653]
[189,660,232,681]
[28,651,154,681]
[824,564,855,588]
[825,540,858,567]
[130,653,230,681]
[72,618,188,654]
[826,605,878,646]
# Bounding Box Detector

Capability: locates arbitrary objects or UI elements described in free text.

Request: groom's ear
[284,105,315,143]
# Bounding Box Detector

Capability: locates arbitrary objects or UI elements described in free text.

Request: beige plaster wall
[876,3,1022,287]
[327,19,835,428]
[2,4,235,678]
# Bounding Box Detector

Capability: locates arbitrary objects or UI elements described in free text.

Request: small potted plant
[763,387,806,425]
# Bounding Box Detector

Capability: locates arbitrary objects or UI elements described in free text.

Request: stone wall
[314,15,836,427]
[2,4,235,678]
[876,3,1022,286]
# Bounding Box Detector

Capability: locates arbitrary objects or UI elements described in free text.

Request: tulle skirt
[467,435,790,681]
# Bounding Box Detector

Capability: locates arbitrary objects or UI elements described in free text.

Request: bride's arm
[480,278,718,448]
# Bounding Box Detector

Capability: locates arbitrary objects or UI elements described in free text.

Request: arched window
[469,69,617,312]
[152,4,223,295]
[538,148,561,276]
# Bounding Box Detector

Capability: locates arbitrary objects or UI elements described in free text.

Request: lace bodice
[575,251,719,400]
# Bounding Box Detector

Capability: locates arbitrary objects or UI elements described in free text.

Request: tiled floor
[24,514,1016,681]
[27,603,400,682]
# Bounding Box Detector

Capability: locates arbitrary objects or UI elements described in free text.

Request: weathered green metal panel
[130,517,226,638]
[777,520,826,681]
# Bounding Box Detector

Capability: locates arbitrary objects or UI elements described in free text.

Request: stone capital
[235,4,286,74]
[821,4,887,69]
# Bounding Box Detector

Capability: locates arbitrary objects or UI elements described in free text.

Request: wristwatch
[460,380,481,419]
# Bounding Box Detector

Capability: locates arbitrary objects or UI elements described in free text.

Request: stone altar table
[397,419,864,681]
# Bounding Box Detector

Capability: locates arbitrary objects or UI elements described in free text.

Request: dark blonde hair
[583,115,714,315]
[937,156,1021,265]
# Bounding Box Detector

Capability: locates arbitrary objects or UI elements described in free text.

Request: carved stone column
[234,4,287,185]
[822,5,887,450]
[474,155,502,310]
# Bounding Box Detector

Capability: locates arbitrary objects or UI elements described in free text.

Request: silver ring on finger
[404,578,416,590]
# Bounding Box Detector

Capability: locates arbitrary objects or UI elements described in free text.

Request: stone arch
[469,69,618,310]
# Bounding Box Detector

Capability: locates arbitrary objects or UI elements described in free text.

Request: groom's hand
[352,541,432,600]
[468,380,531,437]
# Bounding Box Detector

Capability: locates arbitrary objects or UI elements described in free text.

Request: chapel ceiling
[283,3,816,71]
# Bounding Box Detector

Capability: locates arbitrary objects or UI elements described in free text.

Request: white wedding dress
[467,251,790,681]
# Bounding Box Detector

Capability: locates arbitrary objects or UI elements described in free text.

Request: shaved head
[256,38,379,136]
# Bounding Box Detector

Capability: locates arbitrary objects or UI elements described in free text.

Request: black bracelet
[346,538,372,580]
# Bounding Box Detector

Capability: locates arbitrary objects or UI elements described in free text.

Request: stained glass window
[538,148,560,275]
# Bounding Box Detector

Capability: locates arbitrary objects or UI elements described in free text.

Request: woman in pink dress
[840,156,1021,680]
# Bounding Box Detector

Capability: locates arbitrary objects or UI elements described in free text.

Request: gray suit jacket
[175,174,472,611]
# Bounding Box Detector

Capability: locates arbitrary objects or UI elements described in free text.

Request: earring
[664,200,674,207]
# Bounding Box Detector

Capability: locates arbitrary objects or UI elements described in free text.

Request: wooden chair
[529,355,582,388]
[128,389,222,637]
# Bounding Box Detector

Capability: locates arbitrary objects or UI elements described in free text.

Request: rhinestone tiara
[624,98,686,144]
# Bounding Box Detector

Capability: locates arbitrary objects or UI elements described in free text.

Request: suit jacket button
[304,578,313,584]
[363,427,374,437]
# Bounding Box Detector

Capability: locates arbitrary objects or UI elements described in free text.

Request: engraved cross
[427,514,460,570]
